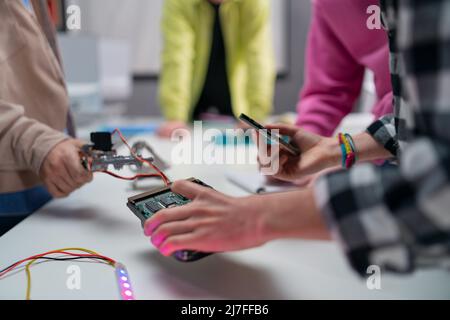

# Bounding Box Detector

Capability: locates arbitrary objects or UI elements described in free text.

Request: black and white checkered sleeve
[314,140,450,275]
[367,115,398,157]
[313,0,450,275]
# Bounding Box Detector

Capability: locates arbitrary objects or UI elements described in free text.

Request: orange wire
[111,129,170,186]
[98,170,162,181]
[85,129,170,185]
[0,250,115,278]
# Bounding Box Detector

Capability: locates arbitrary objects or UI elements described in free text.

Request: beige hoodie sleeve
[0,100,68,174]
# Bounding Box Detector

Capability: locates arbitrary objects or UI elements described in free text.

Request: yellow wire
[24,247,115,300]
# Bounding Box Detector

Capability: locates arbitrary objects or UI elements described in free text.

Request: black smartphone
[239,113,300,156]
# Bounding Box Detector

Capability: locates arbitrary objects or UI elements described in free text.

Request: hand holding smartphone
[238,114,301,156]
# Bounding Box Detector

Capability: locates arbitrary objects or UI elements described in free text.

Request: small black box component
[91,132,113,152]
[126,178,212,262]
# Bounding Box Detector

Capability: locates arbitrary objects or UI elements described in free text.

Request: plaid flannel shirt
[314,0,450,275]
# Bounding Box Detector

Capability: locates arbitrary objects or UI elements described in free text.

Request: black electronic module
[126,178,212,262]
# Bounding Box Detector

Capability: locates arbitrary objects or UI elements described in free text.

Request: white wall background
[73,0,288,75]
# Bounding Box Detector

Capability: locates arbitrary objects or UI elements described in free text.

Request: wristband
[338,133,357,169]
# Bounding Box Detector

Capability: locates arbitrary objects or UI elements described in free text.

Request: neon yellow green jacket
[159,0,275,122]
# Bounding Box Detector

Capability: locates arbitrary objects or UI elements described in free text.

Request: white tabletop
[1,131,449,300]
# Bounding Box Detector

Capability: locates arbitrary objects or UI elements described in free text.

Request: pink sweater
[296,0,393,136]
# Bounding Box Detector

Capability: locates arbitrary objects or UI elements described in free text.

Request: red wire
[113,128,169,183]
[85,129,170,185]
[0,252,114,277]
[110,129,170,186]
[98,170,162,181]
[0,251,115,278]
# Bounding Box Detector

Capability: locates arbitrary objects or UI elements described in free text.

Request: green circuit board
[128,178,211,224]
[135,191,191,219]
[126,178,213,262]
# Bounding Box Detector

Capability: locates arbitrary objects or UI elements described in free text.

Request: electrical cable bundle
[90,128,171,186]
[0,248,134,300]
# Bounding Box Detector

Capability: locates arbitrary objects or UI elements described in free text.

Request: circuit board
[135,191,191,220]
[126,178,212,262]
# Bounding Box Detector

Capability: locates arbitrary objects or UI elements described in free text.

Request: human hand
[39,139,93,198]
[143,180,330,256]
[235,119,251,130]
[157,121,189,138]
[256,124,340,182]
[143,180,270,256]
[264,166,343,189]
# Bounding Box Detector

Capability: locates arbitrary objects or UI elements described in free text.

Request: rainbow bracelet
[338,133,357,169]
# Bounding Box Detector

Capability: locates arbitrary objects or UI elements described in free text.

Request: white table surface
[1,131,449,300]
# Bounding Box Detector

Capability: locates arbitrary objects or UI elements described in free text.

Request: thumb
[265,123,301,137]
[71,139,89,149]
[171,180,210,200]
